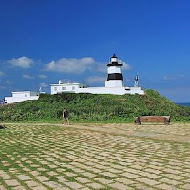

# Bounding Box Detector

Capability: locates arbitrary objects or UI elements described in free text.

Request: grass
[1,89,190,123]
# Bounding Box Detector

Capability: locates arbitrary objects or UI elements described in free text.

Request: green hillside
[0,89,190,122]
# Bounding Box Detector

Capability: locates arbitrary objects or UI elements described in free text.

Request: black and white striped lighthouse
[105,54,124,88]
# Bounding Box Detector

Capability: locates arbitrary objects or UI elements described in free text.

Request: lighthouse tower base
[105,80,123,88]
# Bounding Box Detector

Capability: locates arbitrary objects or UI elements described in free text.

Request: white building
[50,54,144,95]
[50,81,87,95]
[5,91,39,104]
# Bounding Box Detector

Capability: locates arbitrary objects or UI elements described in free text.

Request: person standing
[62,108,69,125]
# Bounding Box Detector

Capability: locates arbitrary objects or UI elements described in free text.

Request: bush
[0,90,190,122]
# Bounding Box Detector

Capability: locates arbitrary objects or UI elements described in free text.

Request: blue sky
[0,0,190,102]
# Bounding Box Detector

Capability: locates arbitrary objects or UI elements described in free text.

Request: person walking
[62,108,69,125]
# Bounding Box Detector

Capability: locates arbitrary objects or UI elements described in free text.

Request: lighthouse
[49,54,144,96]
[105,54,124,88]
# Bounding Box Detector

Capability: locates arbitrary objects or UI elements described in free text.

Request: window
[54,87,57,91]
[72,86,75,90]
[62,87,66,90]
[25,94,27,97]
[125,88,130,91]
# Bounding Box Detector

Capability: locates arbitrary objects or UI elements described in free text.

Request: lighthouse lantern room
[105,54,124,88]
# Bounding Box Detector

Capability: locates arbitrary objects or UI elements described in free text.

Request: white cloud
[5,80,12,84]
[118,59,131,70]
[8,57,34,69]
[96,64,107,73]
[44,56,131,75]
[0,71,5,76]
[86,76,106,84]
[162,75,175,81]
[177,74,185,78]
[38,74,47,79]
[162,74,185,81]
[39,82,48,88]
[22,74,35,80]
[45,57,95,74]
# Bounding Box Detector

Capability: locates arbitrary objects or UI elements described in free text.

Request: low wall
[75,87,144,95]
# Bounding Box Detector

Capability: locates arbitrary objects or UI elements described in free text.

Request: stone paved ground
[0,122,190,190]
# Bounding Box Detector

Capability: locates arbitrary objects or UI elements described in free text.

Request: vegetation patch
[0,89,190,122]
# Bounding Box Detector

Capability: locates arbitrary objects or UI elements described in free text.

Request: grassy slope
[0,89,190,122]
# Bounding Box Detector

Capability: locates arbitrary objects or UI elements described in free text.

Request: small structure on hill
[50,54,144,95]
[4,91,39,104]
[50,81,87,95]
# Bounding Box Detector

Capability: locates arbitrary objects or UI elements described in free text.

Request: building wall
[5,96,39,104]
[105,80,123,88]
[75,86,144,95]
[50,84,81,95]
[125,87,144,95]
[12,92,31,98]
[50,82,144,96]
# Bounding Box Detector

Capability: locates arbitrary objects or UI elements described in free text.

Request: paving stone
[101,172,117,178]
[43,181,61,188]
[48,164,58,169]
[116,178,135,185]
[183,179,190,183]
[76,177,91,183]
[145,168,162,175]
[87,183,104,189]
[160,177,182,185]
[182,184,190,190]
[82,172,96,178]
[12,186,27,190]
[38,168,47,172]
[47,171,58,176]
[163,174,183,180]
[121,172,139,179]
[108,182,129,190]
[25,180,40,187]
[0,185,6,190]
[17,175,31,181]
[53,187,70,190]
[95,178,113,184]
[0,174,10,179]
[132,183,154,190]
[136,178,160,186]
[5,179,20,187]
[80,188,91,190]
[32,186,48,190]
[37,176,49,182]
[56,168,66,172]
[107,168,123,174]
[57,176,67,182]
[64,181,84,189]
[156,183,176,190]
[65,172,77,177]
[30,171,40,176]
[22,168,31,172]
